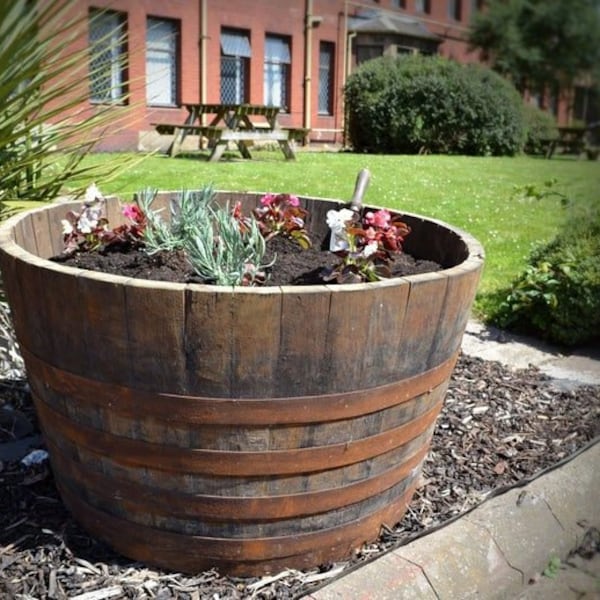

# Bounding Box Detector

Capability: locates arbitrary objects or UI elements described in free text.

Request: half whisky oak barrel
[0,191,484,575]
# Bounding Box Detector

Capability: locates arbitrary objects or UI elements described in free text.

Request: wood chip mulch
[0,306,598,599]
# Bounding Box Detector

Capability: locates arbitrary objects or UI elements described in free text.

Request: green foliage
[186,203,269,286]
[0,0,139,220]
[511,178,569,206]
[344,55,525,156]
[469,0,600,94]
[252,193,312,249]
[522,104,559,155]
[323,207,411,283]
[136,186,271,286]
[137,187,221,254]
[543,556,562,579]
[489,195,600,345]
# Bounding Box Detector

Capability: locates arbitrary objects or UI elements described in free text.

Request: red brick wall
[47,0,571,152]
[203,0,346,142]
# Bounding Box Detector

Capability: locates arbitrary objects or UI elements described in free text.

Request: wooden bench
[542,127,587,159]
[282,127,310,143]
[152,122,310,161]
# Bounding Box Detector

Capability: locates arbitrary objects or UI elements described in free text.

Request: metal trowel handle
[350,168,371,212]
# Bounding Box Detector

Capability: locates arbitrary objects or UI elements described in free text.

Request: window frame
[448,0,462,21]
[318,41,334,116]
[414,0,431,14]
[263,34,291,112]
[88,8,128,105]
[146,16,180,108]
[220,28,251,104]
[356,44,384,66]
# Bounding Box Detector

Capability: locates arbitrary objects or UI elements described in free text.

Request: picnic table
[152,103,309,161]
[543,126,587,159]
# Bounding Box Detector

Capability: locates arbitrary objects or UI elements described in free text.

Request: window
[448,0,462,20]
[146,18,179,106]
[414,0,431,14]
[220,28,251,104]
[574,85,599,123]
[318,42,334,115]
[89,9,127,103]
[392,0,406,7]
[264,35,291,110]
[356,45,383,65]
[470,0,484,17]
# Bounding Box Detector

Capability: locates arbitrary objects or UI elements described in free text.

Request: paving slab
[516,553,600,599]
[308,442,599,599]
[465,487,574,584]
[304,552,437,600]
[393,518,523,598]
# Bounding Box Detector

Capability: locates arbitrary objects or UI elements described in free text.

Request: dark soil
[1,348,598,599]
[51,235,442,285]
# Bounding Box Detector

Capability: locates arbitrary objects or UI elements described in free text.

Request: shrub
[522,104,559,155]
[344,54,525,156]
[489,198,600,346]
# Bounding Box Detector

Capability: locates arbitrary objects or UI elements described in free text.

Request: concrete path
[306,322,600,599]
[461,320,600,388]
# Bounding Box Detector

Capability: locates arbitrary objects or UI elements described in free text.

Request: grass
[65,150,600,316]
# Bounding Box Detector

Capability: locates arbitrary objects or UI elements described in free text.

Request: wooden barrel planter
[0,192,483,576]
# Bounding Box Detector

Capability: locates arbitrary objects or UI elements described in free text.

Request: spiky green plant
[0,0,140,218]
[136,186,271,286]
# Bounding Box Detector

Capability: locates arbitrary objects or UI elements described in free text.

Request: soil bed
[51,234,442,285]
[1,330,598,598]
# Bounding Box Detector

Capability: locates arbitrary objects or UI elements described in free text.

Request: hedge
[344,54,525,156]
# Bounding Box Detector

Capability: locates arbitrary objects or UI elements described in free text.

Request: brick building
[61,0,570,152]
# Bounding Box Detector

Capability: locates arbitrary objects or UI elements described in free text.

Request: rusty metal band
[22,346,458,425]
[34,396,443,476]
[56,478,418,567]
[47,436,429,521]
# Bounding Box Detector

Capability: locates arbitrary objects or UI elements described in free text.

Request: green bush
[344,55,525,156]
[522,104,559,155]
[490,200,600,346]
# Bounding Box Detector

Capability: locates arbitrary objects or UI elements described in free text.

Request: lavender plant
[135,185,271,286]
[186,202,271,286]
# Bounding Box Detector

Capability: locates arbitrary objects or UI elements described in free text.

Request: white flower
[84,183,103,205]
[326,208,354,234]
[61,219,73,235]
[362,241,379,258]
[77,212,96,234]
[326,208,355,251]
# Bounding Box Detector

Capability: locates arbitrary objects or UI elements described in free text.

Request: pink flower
[231,201,243,219]
[260,193,277,207]
[122,203,143,222]
[287,194,300,207]
[364,209,391,229]
[364,226,378,241]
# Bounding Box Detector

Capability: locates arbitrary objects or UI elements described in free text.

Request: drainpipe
[346,32,356,81]
[303,0,314,138]
[200,0,208,123]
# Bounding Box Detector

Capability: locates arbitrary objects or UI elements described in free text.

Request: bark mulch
[1,306,598,599]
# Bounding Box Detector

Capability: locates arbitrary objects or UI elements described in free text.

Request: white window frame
[146,17,179,107]
[264,35,291,111]
[89,9,127,104]
[220,29,251,104]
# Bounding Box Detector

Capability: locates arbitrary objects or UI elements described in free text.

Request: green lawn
[66,150,600,315]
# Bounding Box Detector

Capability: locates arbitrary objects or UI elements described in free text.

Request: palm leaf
[0,0,145,213]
